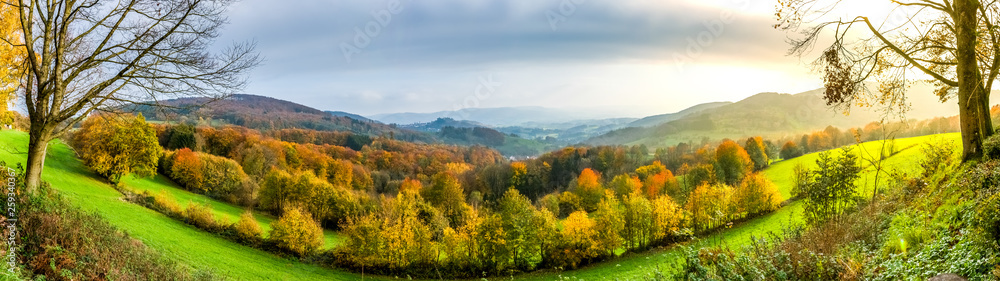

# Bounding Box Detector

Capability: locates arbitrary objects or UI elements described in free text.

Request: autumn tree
[650,195,683,243]
[744,136,769,171]
[714,140,752,186]
[426,171,472,228]
[0,3,23,125]
[11,0,260,192]
[269,207,324,256]
[780,141,804,160]
[496,188,542,269]
[685,164,716,189]
[554,210,598,268]
[72,114,161,185]
[685,183,732,232]
[573,168,605,212]
[621,191,652,250]
[609,174,642,198]
[591,191,624,257]
[170,148,204,192]
[733,173,783,217]
[776,0,996,160]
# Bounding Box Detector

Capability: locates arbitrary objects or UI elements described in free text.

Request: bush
[234,210,263,244]
[984,134,1000,161]
[269,207,324,256]
[151,190,182,216]
[183,202,218,231]
[920,137,957,178]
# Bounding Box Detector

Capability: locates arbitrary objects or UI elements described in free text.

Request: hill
[135,94,436,143]
[325,110,373,122]
[587,84,1000,148]
[399,117,488,131]
[627,101,731,127]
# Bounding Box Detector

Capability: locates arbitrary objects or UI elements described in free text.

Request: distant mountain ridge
[325,111,373,122]
[134,94,435,142]
[628,102,731,127]
[371,106,630,127]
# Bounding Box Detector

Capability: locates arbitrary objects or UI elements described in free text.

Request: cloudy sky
[215,0,844,118]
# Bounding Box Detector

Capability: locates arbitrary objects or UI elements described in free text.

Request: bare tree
[8,0,259,192]
[776,0,996,161]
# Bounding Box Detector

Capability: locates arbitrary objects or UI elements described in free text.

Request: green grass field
[120,175,345,248]
[0,130,368,280]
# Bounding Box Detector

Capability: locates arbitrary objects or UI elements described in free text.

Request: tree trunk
[24,123,53,194]
[955,0,993,161]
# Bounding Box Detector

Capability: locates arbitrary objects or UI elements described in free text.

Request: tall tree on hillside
[776,0,996,160]
[714,140,752,186]
[7,0,259,192]
[744,136,769,171]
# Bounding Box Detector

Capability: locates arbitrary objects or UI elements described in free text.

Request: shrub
[985,134,1000,161]
[234,210,262,244]
[269,207,324,256]
[919,137,957,178]
[152,190,182,216]
[183,202,217,231]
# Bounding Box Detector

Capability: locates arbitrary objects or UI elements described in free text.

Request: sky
[214,0,853,118]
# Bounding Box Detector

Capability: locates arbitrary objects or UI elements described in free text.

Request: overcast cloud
[215,0,823,117]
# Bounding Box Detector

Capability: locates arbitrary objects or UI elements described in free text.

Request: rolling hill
[134,94,435,143]
[587,83,1000,148]
[627,101,731,128]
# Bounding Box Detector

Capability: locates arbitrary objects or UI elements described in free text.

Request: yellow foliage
[73,114,162,184]
[651,195,683,241]
[152,190,182,215]
[183,202,217,231]
[235,210,262,242]
[562,210,596,250]
[0,4,24,125]
[269,207,324,256]
[446,162,472,174]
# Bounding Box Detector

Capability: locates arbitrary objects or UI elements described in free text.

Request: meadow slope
[0,130,369,281]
